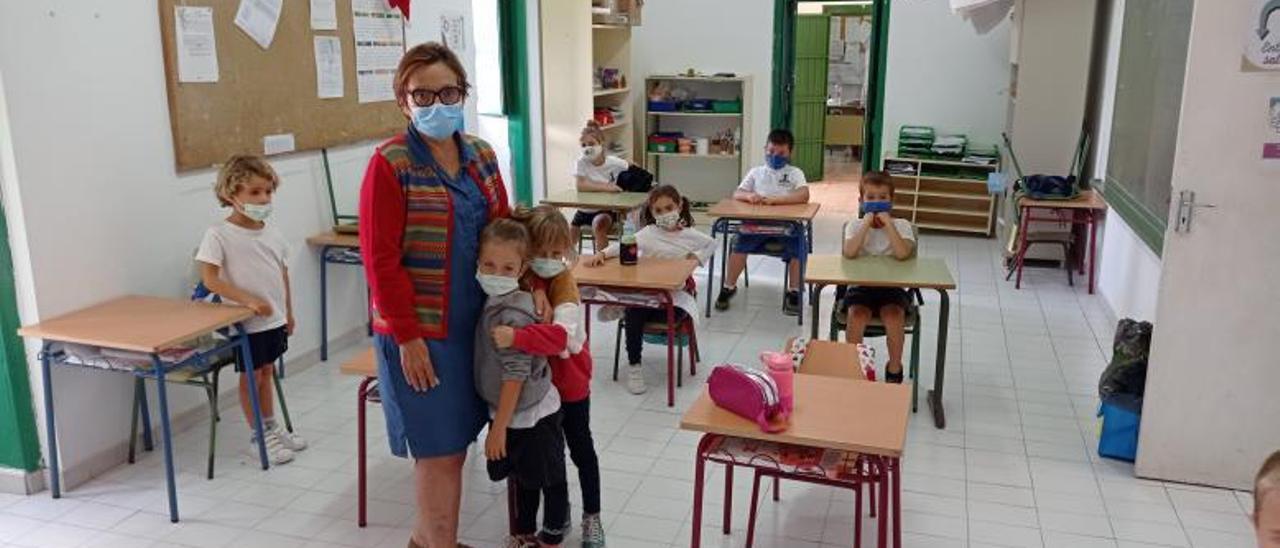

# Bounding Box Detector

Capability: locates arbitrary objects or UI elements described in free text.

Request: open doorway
[773,0,888,184]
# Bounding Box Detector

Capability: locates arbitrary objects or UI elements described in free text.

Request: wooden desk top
[1018,190,1107,210]
[572,257,698,292]
[541,190,649,211]
[340,347,377,377]
[800,340,863,379]
[805,255,956,289]
[306,231,361,248]
[680,374,910,457]
[17,296,254,353]
[707,199,821,222]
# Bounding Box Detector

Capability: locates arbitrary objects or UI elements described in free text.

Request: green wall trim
[823,4,873,16]
[1101,179,1166,256]
[0,206,41,472]
[500,0,534,206]
[866,0,890,171]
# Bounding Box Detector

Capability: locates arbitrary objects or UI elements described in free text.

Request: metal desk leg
[138,378,154,451]
[690,436,710,548]
[357,377,373,527]
[1014,207,1031,289]
[666,301,675,408]
[927,290,951,429]
[150,355,179,522]
[1088,210,1098,294]
[891,457,901,548]
[809,283,825,340]
[320,246,330,361]
[877,456,888,548]
[40,347,59,499]
[236,328,270,470]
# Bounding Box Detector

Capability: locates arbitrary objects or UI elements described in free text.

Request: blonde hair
[580,120,605,145]
[1256,450,1280,516]
[511,205,573,255]
[214,155,279,207]
[480,218,530,258]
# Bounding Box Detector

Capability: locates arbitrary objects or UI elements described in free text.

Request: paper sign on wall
[263,133,296,156]
[353,0,404,103]
[175,6,219,83]
[1244,0,1280,71]
[310,0,338,30]
[235,0,283,50]
[1265,97,1280,162]
[441,11,467,53]
[314,36,344,99]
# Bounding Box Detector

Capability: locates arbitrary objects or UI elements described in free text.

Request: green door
[790,14,830,181]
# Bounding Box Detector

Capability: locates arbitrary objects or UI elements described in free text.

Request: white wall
[0,2,376,485]
[882,0,1011,152]
[631,0,774,170]
[1088,0,1162,321]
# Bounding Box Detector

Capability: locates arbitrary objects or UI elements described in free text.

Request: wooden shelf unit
[883,157,999,236]
[644,75,751,204]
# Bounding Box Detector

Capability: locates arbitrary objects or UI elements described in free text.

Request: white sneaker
[626,365,647,395]
[271,423,307,452]
[250,430,295,465]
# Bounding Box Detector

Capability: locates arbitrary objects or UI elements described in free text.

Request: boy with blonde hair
[197,155,305,464]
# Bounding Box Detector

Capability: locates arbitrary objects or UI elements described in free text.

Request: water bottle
[760,351,794,414]
[620,219,638,265]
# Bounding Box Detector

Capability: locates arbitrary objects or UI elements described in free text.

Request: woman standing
[359,43,509,548]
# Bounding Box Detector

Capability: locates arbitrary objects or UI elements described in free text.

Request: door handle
[1174,190,1216,233]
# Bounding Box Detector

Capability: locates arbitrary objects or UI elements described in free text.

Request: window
[471,0,503,115]
[1103,0,1193,254]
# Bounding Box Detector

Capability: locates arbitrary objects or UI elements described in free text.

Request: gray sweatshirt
[473,290,552,412]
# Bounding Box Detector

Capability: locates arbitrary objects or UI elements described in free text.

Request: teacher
[358,42,509,548]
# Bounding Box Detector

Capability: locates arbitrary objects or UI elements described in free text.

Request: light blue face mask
[412,103,464,140]
[239,202,272,222]
[530,258,567,279]
[476,273,519,296]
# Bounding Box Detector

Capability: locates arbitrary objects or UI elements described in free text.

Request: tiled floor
[0,185,1257,547]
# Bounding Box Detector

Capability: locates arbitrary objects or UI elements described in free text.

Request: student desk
[1012,190,1107,294]
[340,347,378,527]
[17,296,271,522]
[306,231,365,361]
[540,189,649,212]
[573,257,698,407]
[798,339,863,379]
[804,255,957,429]
[680,373,910,548]
[705,199,821,325]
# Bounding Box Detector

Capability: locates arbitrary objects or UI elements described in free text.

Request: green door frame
[0,203,41,472]
[772,0,890,172]
[499,0,534,206]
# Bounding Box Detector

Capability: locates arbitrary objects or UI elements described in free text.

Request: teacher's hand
[399,338,438,392]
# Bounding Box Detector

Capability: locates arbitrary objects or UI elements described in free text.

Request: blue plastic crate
[1097,401,1141,462]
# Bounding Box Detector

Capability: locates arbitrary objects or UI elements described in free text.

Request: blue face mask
[411,103,464,140]
[766,153,790,170]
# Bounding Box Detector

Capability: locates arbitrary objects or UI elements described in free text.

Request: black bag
[1020,174,1080,200]
[616,165,655,193]
[1098,318,1153,411]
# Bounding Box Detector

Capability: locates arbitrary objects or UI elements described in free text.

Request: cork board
[159,0,406,171]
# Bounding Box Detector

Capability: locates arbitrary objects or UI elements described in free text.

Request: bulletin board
[158,0,407,171]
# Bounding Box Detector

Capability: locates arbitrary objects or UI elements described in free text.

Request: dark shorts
[843,287,911,313]
[487,410,567,489]
[239,326,288,372]
[570,210,618,227]
[732,233,803,262]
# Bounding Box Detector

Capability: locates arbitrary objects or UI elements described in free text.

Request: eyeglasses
[408,86,466,107]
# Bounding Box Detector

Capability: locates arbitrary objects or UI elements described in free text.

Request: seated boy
[1257,450,1280,548]
[715,129,810,316]
[840,170,915,383]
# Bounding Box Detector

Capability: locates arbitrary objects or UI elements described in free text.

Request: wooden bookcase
[883,157,998,236]
[642,75,751,204]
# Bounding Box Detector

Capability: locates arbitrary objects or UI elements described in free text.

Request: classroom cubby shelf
[884,156,999,237]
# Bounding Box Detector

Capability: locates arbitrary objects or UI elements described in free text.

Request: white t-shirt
[843,216,916,257]
[572,155,628,185]
[737,165,808,198]
[602,225,717,320]
[195,222,290,333]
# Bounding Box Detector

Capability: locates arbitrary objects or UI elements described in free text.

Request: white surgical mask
[530,258,567,279]
[475,273,520,296]
[581,145,602,159]
[238,202,273,222]
[654,210,681,230]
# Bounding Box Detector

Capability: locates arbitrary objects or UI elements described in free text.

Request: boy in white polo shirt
[716,129,810,316]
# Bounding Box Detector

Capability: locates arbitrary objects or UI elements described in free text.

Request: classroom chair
[611,315,700,388]
[1004,229,1075,286]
